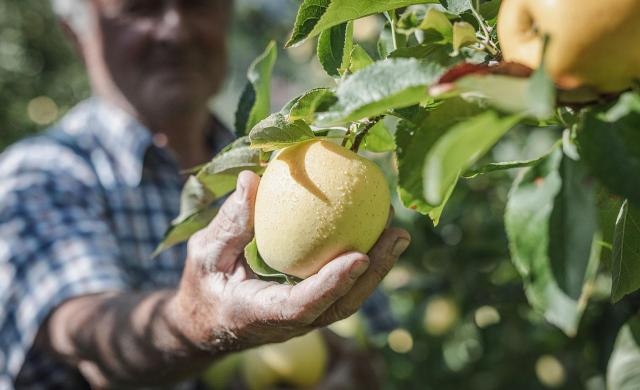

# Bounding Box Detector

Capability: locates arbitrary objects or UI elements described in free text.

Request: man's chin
[139,84,213,115]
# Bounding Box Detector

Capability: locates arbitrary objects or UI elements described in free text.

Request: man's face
[86,0,231,116]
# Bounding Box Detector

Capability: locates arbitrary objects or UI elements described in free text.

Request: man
[0,0,411,388]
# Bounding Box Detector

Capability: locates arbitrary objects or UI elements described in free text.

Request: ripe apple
[242,330,329,390]
[254,139,390,279]
[497,0,640,92]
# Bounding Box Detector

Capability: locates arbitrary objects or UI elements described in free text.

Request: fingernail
[350,260,369,278]
[391,238,410,257]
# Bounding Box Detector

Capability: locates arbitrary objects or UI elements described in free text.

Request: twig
[351,116,385,153]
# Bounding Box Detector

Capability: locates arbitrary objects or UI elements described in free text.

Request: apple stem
[351,116,385,153]
[341,122,358,147]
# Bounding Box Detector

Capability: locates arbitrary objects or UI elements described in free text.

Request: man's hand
[168,171,411,352]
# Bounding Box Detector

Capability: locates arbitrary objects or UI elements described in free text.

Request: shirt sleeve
[0,140,128,386]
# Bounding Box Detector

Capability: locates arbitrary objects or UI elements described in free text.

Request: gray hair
[51,0,91,34]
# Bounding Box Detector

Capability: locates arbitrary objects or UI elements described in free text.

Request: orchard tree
[157,1,640,388]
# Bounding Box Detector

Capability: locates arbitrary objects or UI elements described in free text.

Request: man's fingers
[314,228,410,326]
[279,252,370,325]
[188,171,260,271]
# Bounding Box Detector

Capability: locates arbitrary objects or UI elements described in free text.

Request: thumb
[192,171,260,268]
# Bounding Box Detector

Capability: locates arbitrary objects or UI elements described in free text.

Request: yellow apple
[254,139,390,279]
[497,0,640,92]
[242,331,329,389]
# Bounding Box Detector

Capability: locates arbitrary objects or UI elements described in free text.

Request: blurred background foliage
[0,1,629,389]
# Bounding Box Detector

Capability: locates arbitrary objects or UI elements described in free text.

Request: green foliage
[577,94,640,207]
[505,149,600,335]
[318,58,446,125]
[235,41,278,136]
[286,0,438,47]
[608,317,640,390]
[612,201,640,303]
[9,0,640,388]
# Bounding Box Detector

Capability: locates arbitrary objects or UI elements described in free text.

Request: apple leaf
[479,0,501,22]
[389,43,456,66]
[423,111,520,206]
[173,176,216,225]
[452,21,478,54]
[607,316,640,390]
[577,93,640,207]
[286,0,437,47]
[419,8,453,42]
[283,88,337,123]
[362,121,395,152]
[526,61,556,120]
[196,139,266,197]
[244,238,301,284]
[317,58,446,126]
[395,98,482,216]
[347,44,374,74]
[463,142,561,178]
[249,113,316,152]
[317,21,353,78]
[154,207,219,257]
[439,0,473,15]
[455,75,532,115]
[505,149,600,336]
[235,41,277,136]
[597,190,625,269]
[611,200,640,302]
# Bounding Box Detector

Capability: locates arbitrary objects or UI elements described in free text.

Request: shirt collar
[91,98,154,187]
[73,98,235,187]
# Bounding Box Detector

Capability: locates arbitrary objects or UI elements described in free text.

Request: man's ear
[58,20,86,64]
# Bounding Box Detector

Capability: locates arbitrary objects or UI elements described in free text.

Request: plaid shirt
[0,98,395,390]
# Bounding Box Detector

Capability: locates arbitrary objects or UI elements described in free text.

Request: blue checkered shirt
[0,98,395,390]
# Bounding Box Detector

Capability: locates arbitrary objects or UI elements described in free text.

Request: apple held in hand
[254,139,390,279]
[498,0,640,92]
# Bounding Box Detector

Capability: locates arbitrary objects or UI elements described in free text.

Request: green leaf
[318,58,446,126]
[317,21,353,78]
[577,95,640,207]
[597,190,625,269]
[249,113,316,152]
[455,75,529,114]
[479,0,501,22]
[609,316,640,390]
[452,21,477,53]
[347,44,374,74]
[283,88,337,123]
[440,0,473,14]
[363,121,395,152]
[395,99,482,216]
[244,238,301,284]
[612,201,640,302]
[234,41,278,136]
[173,176,215,225]
[423,111,520,206]
[389,43,455,66]
[377,22,401,59]
[463,142,560,178]
[608,317,640,390]
[505,150,600,336]
[286,0,437,47]
[154,207,219,257]
[419,8,453,42]
[196,140,266,197]
[526,62,556,120]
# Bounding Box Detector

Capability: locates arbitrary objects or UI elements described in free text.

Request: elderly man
[0,0,410,388]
